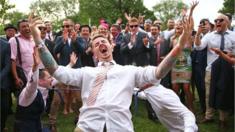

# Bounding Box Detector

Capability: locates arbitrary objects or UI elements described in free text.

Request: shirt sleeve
[194,33,210,50]
[134,66,160,87]
[9,37,17,60]
[18,69,39,107]
[53,66,83,87]
[144,85,198,132]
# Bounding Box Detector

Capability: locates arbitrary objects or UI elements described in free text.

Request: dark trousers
[1,89,11,131]
[192,64,206,112]
[145,100,157,120]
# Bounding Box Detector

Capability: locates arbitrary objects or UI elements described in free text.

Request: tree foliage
[153,0,187,29]
[0,0,15,23]
[77,0,155,25]
[0,11,27,35]
[219,0,234,14]
[30,0,79,22]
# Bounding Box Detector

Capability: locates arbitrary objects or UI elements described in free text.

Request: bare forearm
[38,45,58,74]
[220,52,235,65]
[11,60,19,79]
[156,45,181,79]
[194,35,201,46]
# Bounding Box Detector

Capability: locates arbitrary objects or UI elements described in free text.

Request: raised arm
[156,17,193,79]
[28,13,58,74]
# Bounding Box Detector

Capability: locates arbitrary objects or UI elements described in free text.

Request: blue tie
[220,33,225,51]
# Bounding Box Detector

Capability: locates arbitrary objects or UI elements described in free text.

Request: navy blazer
[0,38,12,90]
[121,32,151,66]
[113,33,124,65]
[54,36,84,68]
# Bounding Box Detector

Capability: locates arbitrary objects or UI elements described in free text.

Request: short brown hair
[89,34,112,47]
[128,17,139,24]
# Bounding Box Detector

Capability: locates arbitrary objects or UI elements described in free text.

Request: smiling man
[28,12,193,131]
[195,14,235,127]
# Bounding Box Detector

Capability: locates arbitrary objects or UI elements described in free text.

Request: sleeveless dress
[171,38,192,84]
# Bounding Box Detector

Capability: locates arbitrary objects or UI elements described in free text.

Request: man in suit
[54,19,84,68]
[110,24,124,65]
[54,19,84,118]
[121,17,151,66]
[121,17,157,121]
[0,38,12,131]
[45,21,56,41]
[79,25,95,67]
[39,24,55,59]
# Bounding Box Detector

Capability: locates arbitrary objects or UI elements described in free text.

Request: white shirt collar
[97,60,116,67]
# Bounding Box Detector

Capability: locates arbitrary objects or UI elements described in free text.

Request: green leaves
[153,0,187,30]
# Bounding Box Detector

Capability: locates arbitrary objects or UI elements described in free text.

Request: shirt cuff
[128,42,134,49]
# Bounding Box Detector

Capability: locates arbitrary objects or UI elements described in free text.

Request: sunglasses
[129,25,138,28]
[214,19,224,23]
[62,25,71,28]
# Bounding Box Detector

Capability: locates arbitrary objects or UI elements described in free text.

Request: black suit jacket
[0,38,12,90]
[121,32,151,66]
[80,38,95,67]
[44,39,55,58]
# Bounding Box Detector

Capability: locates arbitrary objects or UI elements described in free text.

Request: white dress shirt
[19,69,48,107]
[143,85,198,132]
[53,61,160,132]
[194,30,235,71]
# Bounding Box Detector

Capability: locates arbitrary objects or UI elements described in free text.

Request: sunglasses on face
[129,25,138,28]
[62,25,71,28]
[214,19,224,23]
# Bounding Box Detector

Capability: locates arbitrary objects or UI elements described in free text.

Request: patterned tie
[87,62,112,106]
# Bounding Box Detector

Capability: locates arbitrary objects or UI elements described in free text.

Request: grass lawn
[5,95,234,132]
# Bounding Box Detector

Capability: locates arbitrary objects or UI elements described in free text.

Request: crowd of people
[1,1,234,132]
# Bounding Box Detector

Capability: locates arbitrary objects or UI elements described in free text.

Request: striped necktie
[87,62,112,106]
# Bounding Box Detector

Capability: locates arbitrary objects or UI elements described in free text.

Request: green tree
[219,0,234,14]
[78,0,155,26]
[0,0,15,24]
[0,11,27,35]
[30,0,79,31]
[153,0,187,30]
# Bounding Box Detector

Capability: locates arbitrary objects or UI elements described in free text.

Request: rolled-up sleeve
[194,33,210,51]
[9,37,17,60]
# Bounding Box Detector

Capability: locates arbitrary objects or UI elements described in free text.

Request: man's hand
[28,12,43,45]
[210,48,222,55]
[178,18,191,49]
[15,78,24,89]
[32,47,41,72]
[130,34,136,44]
[63,28,69,43]
[142,35,149,46]
[71,30,77,42]
[69,52,78,67]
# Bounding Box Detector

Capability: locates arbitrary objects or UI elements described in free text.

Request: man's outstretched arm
[28,13,58,74]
